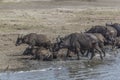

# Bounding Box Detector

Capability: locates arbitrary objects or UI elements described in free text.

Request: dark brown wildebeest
[15,33,51,49]
[106,23,120,37]
[86,25,117,45]
[53,32,104,60]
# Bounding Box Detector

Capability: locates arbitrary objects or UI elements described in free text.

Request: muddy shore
[0,0,120,72]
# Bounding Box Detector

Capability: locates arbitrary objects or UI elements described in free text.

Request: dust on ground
[0,0,120,72]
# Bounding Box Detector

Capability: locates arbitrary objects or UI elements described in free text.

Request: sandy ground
[0,0,120,72]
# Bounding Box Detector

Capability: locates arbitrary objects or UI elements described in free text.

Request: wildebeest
[86,25,117,45]
[52,49,75,60]
[114,37,120,48]
[15,33,51,49]
[106,23,120,37]
[24,47,53,60]
[53,32,104,60]
[35,47,53,61]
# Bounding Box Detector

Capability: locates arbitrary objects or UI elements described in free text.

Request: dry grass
[0,8,120,35]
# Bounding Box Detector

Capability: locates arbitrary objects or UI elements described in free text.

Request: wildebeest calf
[52,49,75,60]
[27,47,53,61]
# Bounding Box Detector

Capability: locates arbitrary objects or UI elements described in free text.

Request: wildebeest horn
[106,22,112,26]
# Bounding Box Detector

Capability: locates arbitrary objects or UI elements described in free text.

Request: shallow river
[0,50,120,80]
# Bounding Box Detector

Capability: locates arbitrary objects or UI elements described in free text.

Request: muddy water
[0,50,120,80]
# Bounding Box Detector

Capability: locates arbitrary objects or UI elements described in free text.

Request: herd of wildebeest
[15,23,120,61]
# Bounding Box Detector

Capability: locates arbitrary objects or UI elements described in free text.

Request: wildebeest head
[105,27,117,45]
[52,35,70,52]
[15,34,23,46]
[52,36,62,52]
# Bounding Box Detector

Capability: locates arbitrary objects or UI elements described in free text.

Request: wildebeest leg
[101,48,106,57]
[48,55,53,61]
[99,43,106,57]
[111,42,116,50]
[95,47,103,60]
[90,49,95,60]
[66,49,70,58]
[76,48,80,60]
[52,52,58,59]
[84,49,90,57]
[80,50,85,56]
[65,49,72,60]
[80,49,91,57]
